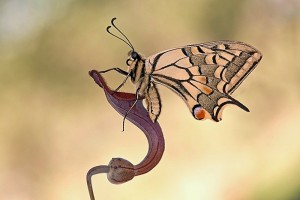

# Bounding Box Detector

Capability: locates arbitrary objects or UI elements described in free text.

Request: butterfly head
[106,18,145,86]
[130,51,140,60]
[126,50,143,65]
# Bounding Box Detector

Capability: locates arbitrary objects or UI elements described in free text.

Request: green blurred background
[1,0,300,199]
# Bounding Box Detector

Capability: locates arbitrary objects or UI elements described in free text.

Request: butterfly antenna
[110,17,134,50]
[106,17,134,50]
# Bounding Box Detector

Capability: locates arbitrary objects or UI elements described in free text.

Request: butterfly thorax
[127,51,150,95]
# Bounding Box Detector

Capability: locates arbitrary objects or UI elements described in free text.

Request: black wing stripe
[151,75,191,101]
[182,48,189,57]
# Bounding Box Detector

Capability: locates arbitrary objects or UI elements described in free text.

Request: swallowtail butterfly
[101,18,263,124]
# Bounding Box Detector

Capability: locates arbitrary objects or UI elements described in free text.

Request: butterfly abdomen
[145,84,161,122]
[130,59,145,84]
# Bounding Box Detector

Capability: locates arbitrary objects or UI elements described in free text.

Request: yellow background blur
[1,0,300,199]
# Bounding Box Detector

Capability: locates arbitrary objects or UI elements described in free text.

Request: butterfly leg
[98,67,131,92]
[98,67,128,76]
[114,73,131,92]
[114,59,138,92]
[122,88,140,131]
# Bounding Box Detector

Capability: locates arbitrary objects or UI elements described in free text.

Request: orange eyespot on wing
[193,105,206,120]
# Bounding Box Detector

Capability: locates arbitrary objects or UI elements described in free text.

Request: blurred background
[1,0,300,199]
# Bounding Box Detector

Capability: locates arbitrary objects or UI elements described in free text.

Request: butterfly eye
[131,51,139,60]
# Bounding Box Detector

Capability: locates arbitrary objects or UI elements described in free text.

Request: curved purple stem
[87,70,165,200]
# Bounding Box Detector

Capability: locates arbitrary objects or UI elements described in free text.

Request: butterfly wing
[146,40,262,121]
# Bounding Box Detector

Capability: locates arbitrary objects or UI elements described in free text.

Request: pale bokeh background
[1,0,300,199]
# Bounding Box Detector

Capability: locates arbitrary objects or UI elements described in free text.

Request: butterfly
[100,18,263,124]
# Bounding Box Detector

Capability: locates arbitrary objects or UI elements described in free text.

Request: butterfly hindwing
[146,40,262,121]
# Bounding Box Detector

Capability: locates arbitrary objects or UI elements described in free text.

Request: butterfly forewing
[146,40,262,121]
